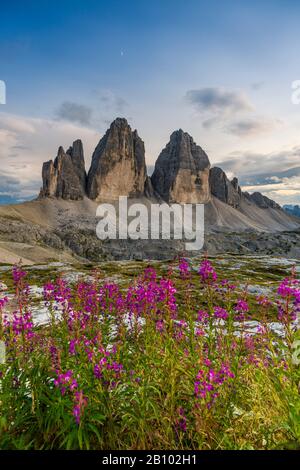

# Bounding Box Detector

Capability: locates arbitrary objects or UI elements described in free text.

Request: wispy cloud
[225,117,280,137]
[55,101,93,126]
[216,146,300,204]
[185,87,279,138]
[217,147,300,180]
[186,87,253,116]
[0,112,99,201]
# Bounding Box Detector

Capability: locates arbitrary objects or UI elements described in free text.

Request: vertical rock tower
[209,167,242,208]
[39,140,86,200]
[151,129,211,203]
[87,118,147,200]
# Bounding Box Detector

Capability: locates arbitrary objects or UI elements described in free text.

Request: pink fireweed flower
[159,279,177,316]
[235,300,249,313]
[99,283,124,315]
[174,320,188,342]
[43,282,55,301]
[93,349,124,386]
[178,258,191,280]
[73,390,88,425]
[195,327,205,337]
[44,278,71,304]
[156,319,164,332]
[69,339,79,356]
[54,370,78,395]
[94,357,108,379]
[234,299,249,320]
[142,266,157,282]
[194,362,235,408]
[12,265,26,285]
[277,277,300,322]
[0,296,8,309]
[220,279,236,291]
[5,310,34,339]
[244,335,255,352]
[199,259,217,284]
[197,309,209,323]
[257,295,272,307]
[175,407,187,433]
[277,277,300,299]
[213,306,229,320]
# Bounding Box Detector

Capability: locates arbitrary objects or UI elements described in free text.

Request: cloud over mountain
[56,101,93,126]
[225,117,280,137]
[186,87,253,115]
[0,113,99,201]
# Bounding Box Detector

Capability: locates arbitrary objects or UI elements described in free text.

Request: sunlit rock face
[87,118,147,201]
[151,129,211,203]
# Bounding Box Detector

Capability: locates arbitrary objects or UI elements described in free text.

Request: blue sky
[1,0,300,204]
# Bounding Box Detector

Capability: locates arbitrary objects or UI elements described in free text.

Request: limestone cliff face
[39,141,86,200]
[151,129,211,203]
[209,167,242,208]
[87,118,147,200]
[209,166,281,211]
[66,140,86,193]
[38,118,284,216]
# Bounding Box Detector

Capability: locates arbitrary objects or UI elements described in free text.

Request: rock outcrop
[244,191,281,210]
[66,140,87,193]
[87,118,147,200]
[39,141,86,200]
[151,130,211,203]
[38,118,285,216]
[209,167,242,208]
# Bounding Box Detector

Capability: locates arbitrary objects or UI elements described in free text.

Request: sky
[1,0,300,205]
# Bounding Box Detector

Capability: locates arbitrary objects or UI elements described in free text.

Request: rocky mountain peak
[151,129,211,203]
[39,142,86,200]
[244,191,281,210]
[57,146,65,157]
[86,118,147,200]
[38,118,286,216]
[66,139,86,192]
[209,167,242,208]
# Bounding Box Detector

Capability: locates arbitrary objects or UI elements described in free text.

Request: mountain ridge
[0,117,299,263]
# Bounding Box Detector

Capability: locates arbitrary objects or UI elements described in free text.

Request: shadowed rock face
[209,167,241,208]
[151,129,211,203]
[244,191,281,210]
[66,140,87,192]
[40,142,86,200]
[87,118,147,200]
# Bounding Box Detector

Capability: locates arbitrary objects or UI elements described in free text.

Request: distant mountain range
[0,195,34,206]
[38,117,283,212]
[283,205,300,218]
